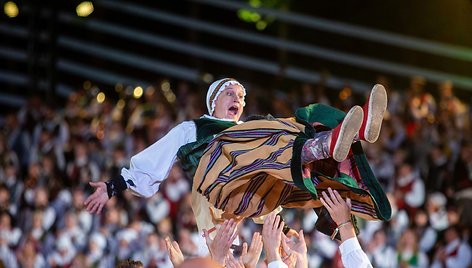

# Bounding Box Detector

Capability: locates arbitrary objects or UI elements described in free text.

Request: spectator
[0,230,18,268]
[84,232,109,268]
[412,208,437,254]
[431,225,472,268]
[365,228,397,268]
[47,236,76,267]
[16,236,46,268]
[115,259,144,268]
[426,192,449,231]
[396,228,429,268]
[133,233,172,268]
[395,162,425,217]
[0,211,21,248]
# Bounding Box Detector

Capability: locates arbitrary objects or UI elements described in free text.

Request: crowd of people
[0,75,471,267]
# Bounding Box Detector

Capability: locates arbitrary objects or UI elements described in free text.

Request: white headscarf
[206,78,246,116]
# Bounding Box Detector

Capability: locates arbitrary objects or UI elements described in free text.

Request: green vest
[177,118,237,178]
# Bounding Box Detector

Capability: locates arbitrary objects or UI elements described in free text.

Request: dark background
[1,0,471,112]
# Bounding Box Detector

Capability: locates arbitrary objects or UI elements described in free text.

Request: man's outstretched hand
[84,182,109,214]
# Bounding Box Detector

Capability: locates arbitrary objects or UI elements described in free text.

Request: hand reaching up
[165,237,184,267]
[226,253,245,268]
[319,187,351,225]
[262,212,284,263]
[203,219,238,265]
[319,187,355,241]
[240,232,263,268]
[282,230,308,268]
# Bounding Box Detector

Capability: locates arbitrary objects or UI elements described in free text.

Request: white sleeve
[339,237,373,268]
[268,260,288,268]
[121,121,196,197]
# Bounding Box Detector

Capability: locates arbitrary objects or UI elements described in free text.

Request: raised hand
[282,252,297,268]
[84,182,109,214]
[226,252,245,268]
[203,219,238,265]
[319,187,355,241]
[282,230,308,268]
[240,232,263,268]
[165,237,184,266]
[319,187,351,225]
[262,212,284,263]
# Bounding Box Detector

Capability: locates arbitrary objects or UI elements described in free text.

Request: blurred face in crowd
[213,85,245,122]
[34,187,49,208]
[414,210,428,227]
[397,228,418,252]
[445,227,459,243]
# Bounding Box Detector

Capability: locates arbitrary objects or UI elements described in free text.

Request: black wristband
[105,175,127,198]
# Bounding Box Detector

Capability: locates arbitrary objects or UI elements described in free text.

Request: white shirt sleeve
[268,260,288,268]
[121,121,196,197]
[339,237,373,268]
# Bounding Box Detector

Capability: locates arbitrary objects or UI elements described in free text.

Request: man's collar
[201,114,243,124]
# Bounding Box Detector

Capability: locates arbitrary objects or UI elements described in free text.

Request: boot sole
[333,106,363,162]
[364,84,387,143]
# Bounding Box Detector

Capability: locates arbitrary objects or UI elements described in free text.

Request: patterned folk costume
[179,103,392,239]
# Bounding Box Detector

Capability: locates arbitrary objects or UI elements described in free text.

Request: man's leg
[358,84,387,143]
[301,106,363,163]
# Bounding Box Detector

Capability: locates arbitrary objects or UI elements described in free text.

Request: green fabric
[293,103,392,221]
[398,253,418,266]
[302,177,318,199]
[295,103,346,129]
[194,118,237,140]
[177,118,237,178]
[177,135,214,178]
[290,134,313,197]
[351,142,392,221]
[290,137,391,221]
[335,172,360,189]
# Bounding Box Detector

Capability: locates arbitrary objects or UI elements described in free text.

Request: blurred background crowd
[0,74,471,267]
[2,0,472,266]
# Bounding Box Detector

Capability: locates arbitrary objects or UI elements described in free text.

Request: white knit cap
[206,78,246,115]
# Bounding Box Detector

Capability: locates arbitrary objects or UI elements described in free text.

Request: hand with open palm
[240,232,263,268]
[165,237,184,266]
[282,230,308,268]
[203,219,238,265]
[84,182,109,214]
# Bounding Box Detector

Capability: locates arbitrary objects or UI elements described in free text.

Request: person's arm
[122,121,196,197]
[320,188,373,268]
[85,121,196,214]
[263,212,288,268]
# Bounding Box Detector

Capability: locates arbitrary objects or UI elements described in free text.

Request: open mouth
[228,105,239,116]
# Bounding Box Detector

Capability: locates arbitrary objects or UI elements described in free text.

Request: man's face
[212,85,245,121]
